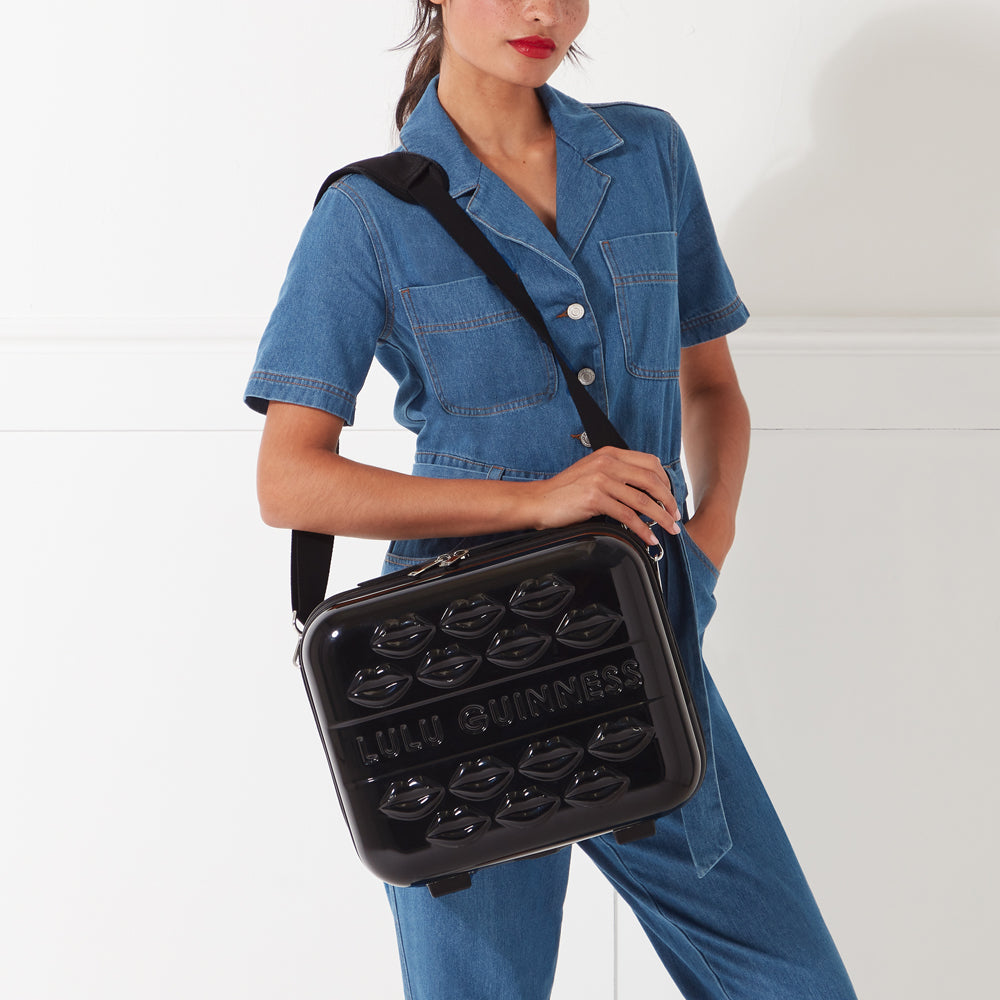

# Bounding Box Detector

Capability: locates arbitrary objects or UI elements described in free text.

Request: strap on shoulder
[292,151,626,628]
[313,152,448,208]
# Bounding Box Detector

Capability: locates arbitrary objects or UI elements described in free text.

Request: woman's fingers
[598,449,679,528]
[610,483,677,543]
[533,447,680,541]
[622,483,681,538]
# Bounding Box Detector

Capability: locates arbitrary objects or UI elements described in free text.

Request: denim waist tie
[663,463,733,877]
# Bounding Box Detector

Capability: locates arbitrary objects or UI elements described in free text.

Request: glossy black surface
[301,525,704,888]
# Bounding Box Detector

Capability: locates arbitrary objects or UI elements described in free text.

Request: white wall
[2,2,998,999]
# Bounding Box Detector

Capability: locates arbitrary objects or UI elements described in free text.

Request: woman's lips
[508,36,557,59]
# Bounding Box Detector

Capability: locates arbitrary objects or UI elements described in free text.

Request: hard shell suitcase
[296,520,705,896]
[290,153,705,895]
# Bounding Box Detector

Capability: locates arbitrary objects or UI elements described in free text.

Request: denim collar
[399,79,624,265]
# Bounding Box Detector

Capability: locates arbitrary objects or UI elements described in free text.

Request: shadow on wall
[724,4,1000,316]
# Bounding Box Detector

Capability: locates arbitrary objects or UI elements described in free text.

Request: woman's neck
[435,57,560,238]
[436,65,553,164]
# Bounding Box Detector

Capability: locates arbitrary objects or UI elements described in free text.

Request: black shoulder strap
[292,152,628,628]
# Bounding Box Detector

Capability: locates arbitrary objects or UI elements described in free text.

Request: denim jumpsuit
[245,80,857,1000]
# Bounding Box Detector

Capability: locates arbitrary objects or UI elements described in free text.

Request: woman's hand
[525,447,680,546]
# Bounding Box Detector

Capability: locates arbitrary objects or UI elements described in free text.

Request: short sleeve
[244,183,389,424]
[671,120,749,348]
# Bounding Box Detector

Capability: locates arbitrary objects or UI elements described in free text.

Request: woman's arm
[679,335,751,569]
[256,401,682,545]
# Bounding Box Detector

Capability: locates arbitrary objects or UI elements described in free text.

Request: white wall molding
[0,317,261,353]
[735,316,1000,356]
[2,316,997,432]
[2,315,998,354]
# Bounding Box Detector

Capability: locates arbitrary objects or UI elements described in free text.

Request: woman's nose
[521,1,559,26]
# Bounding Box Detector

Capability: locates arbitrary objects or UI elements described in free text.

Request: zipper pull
[408,548,470,578]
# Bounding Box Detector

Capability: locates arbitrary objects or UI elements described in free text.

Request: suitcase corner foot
[613,819,656,845]
[427,872,473,898]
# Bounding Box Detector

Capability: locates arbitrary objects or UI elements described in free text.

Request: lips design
[564,768,630,807]
[370,615,435,658]
[486,625,552,669]
[509,574,575,619]
[495,787,560,826]
[416,646,482,689]
[379,777,445,820]
[346,663,412,709]
[518,736,584,780]
[587,717,655,762]
[555,604,623,649]
[426,806,491,847]
[449,757,515,801]
[439,593,505,638]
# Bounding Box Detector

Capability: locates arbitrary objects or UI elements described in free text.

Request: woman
[246,2,857,998]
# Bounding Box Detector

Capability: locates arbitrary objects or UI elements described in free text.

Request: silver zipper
[408,548,470,577]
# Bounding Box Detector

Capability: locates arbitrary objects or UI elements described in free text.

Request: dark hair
[394,1,585,131]
[395,1,445,132]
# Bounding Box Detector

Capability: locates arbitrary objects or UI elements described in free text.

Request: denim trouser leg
[579,665,857,999]
[386,849,572,1000]
[385,529,857,999]
[385,666,856,1000]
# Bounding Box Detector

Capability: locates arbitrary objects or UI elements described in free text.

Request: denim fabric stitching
[598,837,735,1000]
[561,101,626,159]
[686,532,721,580]
[414,450,498,474]
[415,450,551,480]
[383,551,431,568]
[600,236,680,379]
[399,286,559,415]
[410,310,523,332]
[467,199,583,281]
[426,375,556,417]
[566,158,613,260]
[385,886,415,1000]
[611,272,678,285]
[418,327,550,416]
[401,291,523,333]
[248,370,356,407]
[326,181,395,343]
[414,333,557,417]
[680,297,746,333]
[669,115,680,231]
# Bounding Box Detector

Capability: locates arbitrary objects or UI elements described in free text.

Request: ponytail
[395,1,444,132]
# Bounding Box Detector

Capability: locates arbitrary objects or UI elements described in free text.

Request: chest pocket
[601,232,681,379]
[401,274,558,416]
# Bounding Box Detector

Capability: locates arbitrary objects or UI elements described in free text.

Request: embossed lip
[450,757,515,801]
[508,35,557,59]
[439,594,505,638]
[555,604,623,649]
[370,615,435,658]
[379,777,444,821]
[509,574,574,619]
[417,646,482,689]
[486,625,551,669]
[518,736,584,781]
[565,767,630,807]
[588,717,655,762]
[346,663,412,709]
[426,806,490,847]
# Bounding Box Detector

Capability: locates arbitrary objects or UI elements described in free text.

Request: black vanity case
[297,521,705,897]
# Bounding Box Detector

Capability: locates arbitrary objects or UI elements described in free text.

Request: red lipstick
[508,35,557,59]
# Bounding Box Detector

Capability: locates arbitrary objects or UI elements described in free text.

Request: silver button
[577,367,596,386]
[579,431,592,449]
[566,302,586,320]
